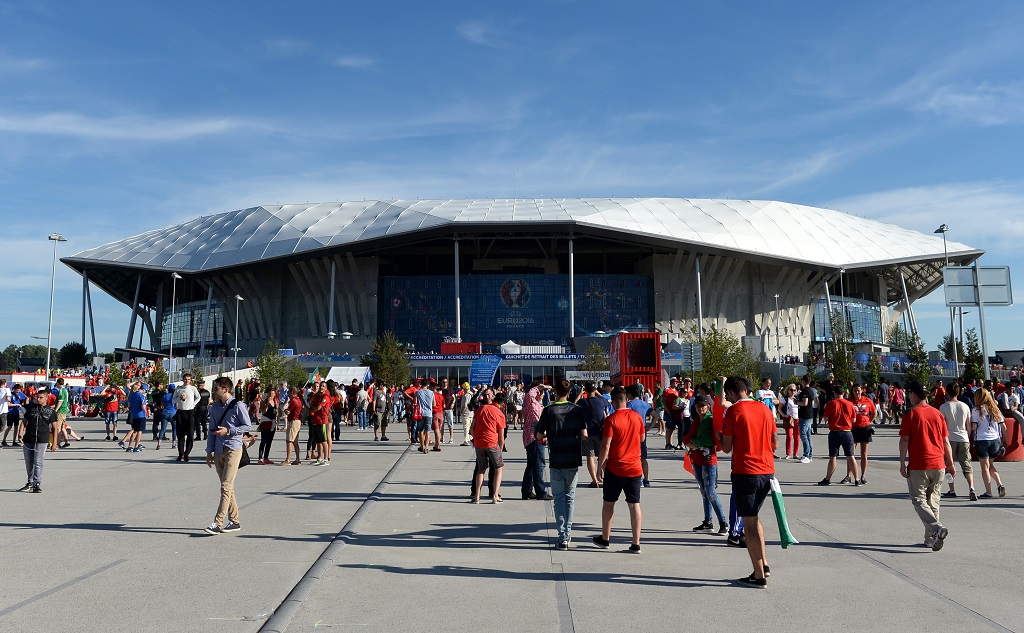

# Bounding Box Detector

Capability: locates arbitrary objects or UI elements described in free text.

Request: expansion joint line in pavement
[260,444,413,633]
[794,518,1013,633]
[545,493,576,633]
[0,559,126,619]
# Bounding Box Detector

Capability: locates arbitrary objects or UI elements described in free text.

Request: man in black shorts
[721,376,777,586]
[593,387,644,553]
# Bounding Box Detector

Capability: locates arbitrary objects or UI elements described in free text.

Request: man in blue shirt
[627,384,654,487]
[126,383,149,454]
[204,376,252,535]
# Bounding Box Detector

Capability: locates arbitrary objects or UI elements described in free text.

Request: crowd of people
[2,365,1019,586]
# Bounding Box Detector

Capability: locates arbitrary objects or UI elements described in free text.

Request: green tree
[253,339,290,388]
[1,345,18,372]
[861,354,882,386]
[680,324,761,385]
[938,334,965,363]
[825,309,856,388]
[58,341,89,368]
[284,359,310,389]
[107,363,126,387]
[962,328,984,383]
[362,331,412,387]
[903,335,932,386]
[886,322,915,351]
[576,342,610,379]
[149,364,168,387]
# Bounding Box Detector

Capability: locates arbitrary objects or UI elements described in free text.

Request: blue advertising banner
[469,355,502,386]
[379,274,652,352]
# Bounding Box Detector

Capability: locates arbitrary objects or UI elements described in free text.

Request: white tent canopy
[325,366,372,385]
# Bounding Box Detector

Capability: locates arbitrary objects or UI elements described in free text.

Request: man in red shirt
[470,387,506,503]
[850,384,876,485]
[430,380,445,452]
[817,384,860,486]
[721,376,777,586]
[593,387,645,553]
[661,379,680,449]
[899,380,955,551]
[307,382,331,465]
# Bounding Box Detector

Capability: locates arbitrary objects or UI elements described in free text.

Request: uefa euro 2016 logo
[500,278,530,308]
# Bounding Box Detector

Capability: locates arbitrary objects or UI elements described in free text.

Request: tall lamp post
[232,294,244,376]
[773,293,782,382]
[934,224,957,374]
[45,233,67,382]
[169,272,182,381]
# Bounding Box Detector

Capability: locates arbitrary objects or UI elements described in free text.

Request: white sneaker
[799,457,811,464]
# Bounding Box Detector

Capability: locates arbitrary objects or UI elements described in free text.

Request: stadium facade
[62,198,982,370]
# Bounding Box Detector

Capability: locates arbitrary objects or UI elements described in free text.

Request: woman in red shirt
[850,384,877,485]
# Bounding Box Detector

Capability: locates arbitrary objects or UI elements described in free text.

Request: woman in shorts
[972,389,1007,498]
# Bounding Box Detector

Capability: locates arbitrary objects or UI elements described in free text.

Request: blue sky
[3,1,1023,357]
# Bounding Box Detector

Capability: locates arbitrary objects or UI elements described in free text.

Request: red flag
[683,450,694,475]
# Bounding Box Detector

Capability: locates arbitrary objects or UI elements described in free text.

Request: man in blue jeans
[535,379,588,549]
[796,375,815,463]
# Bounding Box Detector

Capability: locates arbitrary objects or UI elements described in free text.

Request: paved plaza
[1,418,1022,632]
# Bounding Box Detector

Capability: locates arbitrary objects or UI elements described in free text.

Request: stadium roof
[64,198,981,276]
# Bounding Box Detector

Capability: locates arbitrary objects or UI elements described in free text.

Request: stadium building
[62,198,981,379]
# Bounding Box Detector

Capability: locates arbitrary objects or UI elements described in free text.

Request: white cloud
[0,111,263,141]
[332,55,374,69]
[457,20,502,48]
[0,54,49,72]
[918,82,1024,125]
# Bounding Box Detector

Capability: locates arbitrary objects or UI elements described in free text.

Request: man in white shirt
[174,374,202,462]
[938,382,975,501]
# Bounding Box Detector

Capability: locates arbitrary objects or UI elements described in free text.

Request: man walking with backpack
[535,379,587,549]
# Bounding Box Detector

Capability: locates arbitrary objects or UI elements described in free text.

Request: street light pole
[45,233,67,381]
[169,272,182,381]
[934,224,957,374]
[773,293,782,382]
[233,294,244,377]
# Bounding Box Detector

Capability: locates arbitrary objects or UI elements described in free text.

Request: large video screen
[379,274,653,352]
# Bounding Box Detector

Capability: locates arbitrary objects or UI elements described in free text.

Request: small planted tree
[363,331,412,387]
[681,324,761,385]
[576,342,610,380]
[825,309,855,388]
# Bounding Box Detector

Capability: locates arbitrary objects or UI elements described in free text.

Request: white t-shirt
[755,389,776,412]
[784,396,799,419]
[939,400,971,443]
[175,384,201,411]
[971,408,1002,441]
[0,386,10,415]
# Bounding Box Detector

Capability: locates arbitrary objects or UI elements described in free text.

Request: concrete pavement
[1,418,1022,632]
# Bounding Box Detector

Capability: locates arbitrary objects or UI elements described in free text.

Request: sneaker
[839,476,851,484]
[642,480,651,488]
[859,478,867,485]
[323,460,331,466]
[799,456,811,464]
[18,482,31,492]
[727,535,747,548]
[264,460,275,465]
[931,526,949,551]
[204,523,223,535]
[817,479,831,486]
[692,521,714,533]
[431,447,441,452]
[112,436,118,442]
[717,524,729,535]
[998,485,1006,498]
[781,455,791,460]
[223,521,241,532]
[132,447,141,453]
[942,490,957,498]
[105,436,111,441]
[118,441,126,448]
[980,492,992,499]
[291,460,301,465]
[969,490,978,501]
[373,437,379,441]
[381,436,390,441]
[739,574,767,587]
[592,536,610,549]
[556,541,569,551]
[32,486,42,493]
[628,544,641,554]
[470,497,480,504]
[854,480,862,487]
[1,441,8,447]
[460,442,470,446]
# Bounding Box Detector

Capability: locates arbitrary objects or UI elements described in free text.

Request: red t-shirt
[931,387,947,408]
[823,398,855,431]
[602,408,645,478]
[308,392,330,426]
[287,396,304,421]
[722,399,776,476]
[433,391,444,414]
[899,404,949,470]
[851,396,876,428]
[405,387,421,420]
[471,404,506,448]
